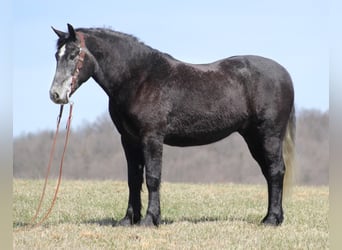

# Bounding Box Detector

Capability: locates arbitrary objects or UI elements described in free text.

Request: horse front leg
[139,134,163,227]
[117,136,144,226]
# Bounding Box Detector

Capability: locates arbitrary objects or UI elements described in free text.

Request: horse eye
[68,51,78,60]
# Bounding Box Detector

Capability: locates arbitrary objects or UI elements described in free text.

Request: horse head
[50,24,93,104]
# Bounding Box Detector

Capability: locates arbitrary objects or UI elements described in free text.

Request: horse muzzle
[49,84,71,104]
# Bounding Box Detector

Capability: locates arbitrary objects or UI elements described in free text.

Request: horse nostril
[51,92,60,101]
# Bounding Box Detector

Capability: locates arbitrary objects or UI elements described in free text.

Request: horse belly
[164,115,242,147]
[163,93,248,147]
[164,130,235,147]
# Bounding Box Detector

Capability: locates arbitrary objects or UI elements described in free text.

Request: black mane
[79,28,141,43]
[56,27,145,51]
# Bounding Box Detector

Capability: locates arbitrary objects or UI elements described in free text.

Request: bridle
[69,32,86,97]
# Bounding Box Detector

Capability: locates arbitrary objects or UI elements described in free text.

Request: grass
[13,179,328,249]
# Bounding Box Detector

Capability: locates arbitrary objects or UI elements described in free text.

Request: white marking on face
[58,44,66,58]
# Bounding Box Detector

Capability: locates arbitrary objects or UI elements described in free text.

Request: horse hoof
[139,215,159,227]
[115,217,133,227]
[261,213,283,226]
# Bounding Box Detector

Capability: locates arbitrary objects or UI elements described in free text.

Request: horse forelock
[56,37,68,50]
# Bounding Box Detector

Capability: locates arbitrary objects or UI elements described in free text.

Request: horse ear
[67,23,76,41]
[52,26,67,38]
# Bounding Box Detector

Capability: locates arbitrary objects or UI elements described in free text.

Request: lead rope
[15,103,73,231]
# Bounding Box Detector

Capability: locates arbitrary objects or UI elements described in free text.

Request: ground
[13,180,328,249]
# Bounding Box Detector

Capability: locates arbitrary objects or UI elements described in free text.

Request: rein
[15,104,73,231]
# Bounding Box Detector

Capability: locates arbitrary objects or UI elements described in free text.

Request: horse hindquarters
[237,56,295,225]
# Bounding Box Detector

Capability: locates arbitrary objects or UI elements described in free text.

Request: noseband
[70,32,86,95]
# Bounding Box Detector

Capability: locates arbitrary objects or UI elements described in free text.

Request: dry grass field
[13,180,328,249]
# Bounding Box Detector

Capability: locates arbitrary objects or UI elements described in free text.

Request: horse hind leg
[241,129,285,226]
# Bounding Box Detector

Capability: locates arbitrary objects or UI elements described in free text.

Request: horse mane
[77,27,146,47]
[55,27,147,51]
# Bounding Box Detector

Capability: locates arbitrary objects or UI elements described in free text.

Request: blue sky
[13,0,329,136]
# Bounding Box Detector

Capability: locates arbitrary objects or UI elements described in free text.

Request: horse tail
[283,105,296,197]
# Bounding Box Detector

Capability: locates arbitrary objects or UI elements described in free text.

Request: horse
[50,24,295,227]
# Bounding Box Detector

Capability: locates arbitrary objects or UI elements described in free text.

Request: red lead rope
[18,103,73,230]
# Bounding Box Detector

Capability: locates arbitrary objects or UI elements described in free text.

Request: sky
[12,0,329,137]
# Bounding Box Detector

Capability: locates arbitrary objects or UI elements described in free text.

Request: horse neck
[84,31,156,97]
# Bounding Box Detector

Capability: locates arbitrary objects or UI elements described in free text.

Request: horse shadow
[13,221,31,230]
[161,215,261,225]
[14,215,261,228]
[83,215,261,227]
[85,217,116,226]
